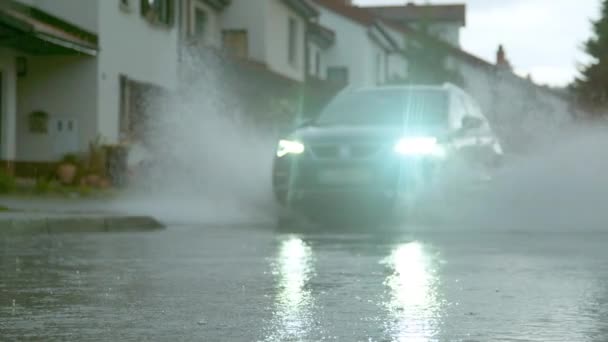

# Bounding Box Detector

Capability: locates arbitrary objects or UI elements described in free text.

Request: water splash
[409,122,608,232]
[116,48,278,225]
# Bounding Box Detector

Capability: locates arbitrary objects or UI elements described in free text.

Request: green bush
[61,153,80,165]
[78,185,93,197]
[34,178,51,194]
[0,170,16,193]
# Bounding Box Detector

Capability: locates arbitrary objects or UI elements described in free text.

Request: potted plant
[28,110,49,134]
[57,153,79,185]
[84,136,106,188]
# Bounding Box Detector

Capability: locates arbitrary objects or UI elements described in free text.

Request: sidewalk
[0,197,164,234]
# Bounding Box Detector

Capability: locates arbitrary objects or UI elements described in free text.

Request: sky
[355,0,601,87]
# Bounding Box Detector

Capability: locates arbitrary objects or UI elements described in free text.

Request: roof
[0,2,97,56]
[282,0,319,20]
[379,19,493,69]
[311,0,376,26]
[313,0,488,71]
[367,3,466,26]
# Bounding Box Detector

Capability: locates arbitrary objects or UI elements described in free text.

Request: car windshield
[316,88,448,127]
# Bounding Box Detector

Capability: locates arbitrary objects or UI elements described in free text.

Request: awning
[308,22,335,49]
[0,5,98,56]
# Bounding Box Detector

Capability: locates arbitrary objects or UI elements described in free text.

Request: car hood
[288,125,446,144]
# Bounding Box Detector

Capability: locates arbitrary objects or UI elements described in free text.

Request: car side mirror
[461,115,483,130]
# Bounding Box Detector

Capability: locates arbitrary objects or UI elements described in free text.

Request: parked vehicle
[272,83,503,224]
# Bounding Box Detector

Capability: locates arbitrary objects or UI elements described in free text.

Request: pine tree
[573,0,608,109]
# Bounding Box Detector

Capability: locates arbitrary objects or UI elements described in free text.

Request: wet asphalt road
[2,224,608,342]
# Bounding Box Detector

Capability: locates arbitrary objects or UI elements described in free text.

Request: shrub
[78,185,93,197]
[0,170,16,193]
[61,153,80,166]
[34,178,51,194]
[87,136,107,177]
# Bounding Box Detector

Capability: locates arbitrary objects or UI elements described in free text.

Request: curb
[0,216,165,235]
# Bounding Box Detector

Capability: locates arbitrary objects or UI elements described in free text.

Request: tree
[572,0,608,109]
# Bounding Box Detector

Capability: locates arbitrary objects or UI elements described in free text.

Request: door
[222,30,248,58]
[52,118,79,158]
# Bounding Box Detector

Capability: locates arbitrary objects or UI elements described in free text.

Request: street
[2,224,608,341]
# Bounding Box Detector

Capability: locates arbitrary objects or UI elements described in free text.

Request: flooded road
[2,225,608,341]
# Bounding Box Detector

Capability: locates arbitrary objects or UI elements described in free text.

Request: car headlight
[394,136,446,158]
[276,139,305,158]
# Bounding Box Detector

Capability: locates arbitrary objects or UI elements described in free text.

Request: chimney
[496,44,511,69]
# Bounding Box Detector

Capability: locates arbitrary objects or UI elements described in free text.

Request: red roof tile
[311,0,376,26]
[367,3,466,25]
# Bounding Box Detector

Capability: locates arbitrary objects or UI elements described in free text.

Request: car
[272,83,503,224]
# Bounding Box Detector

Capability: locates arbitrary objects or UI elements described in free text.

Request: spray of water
[108,45,608,231]
[115,48,278,225]
[410,121,608,232]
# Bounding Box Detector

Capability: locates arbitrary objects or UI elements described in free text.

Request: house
[220,0,318,83]
[310,0,408,87]
[306,21,335,81]
[312,1,578,152]
[178,0,231,49]
[0,0,180,174]
[366,2,466,47]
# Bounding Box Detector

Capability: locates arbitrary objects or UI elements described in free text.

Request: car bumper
[273,154,438,208]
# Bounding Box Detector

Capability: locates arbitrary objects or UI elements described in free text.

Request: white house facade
[221,0,317,83]
[0,0,585,173]
[179,0,230,49]
[311,0,407,88]
[366,3,466,47]
[306,21,335,81]
[0,0,180,167]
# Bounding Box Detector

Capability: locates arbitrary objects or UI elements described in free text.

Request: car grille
[309,143,384,160]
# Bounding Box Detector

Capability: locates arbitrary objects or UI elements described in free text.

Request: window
[119,0,131,11]
[141,0,174,26]
[327,67,349,84]
[288,17,298,66]
[317,89,449,127]
[222,30,248,58]
[193,7,208,39]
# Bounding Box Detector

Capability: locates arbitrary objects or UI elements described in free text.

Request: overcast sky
[355,0,601,86]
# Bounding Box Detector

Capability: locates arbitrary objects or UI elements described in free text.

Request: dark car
[272,84,503,223]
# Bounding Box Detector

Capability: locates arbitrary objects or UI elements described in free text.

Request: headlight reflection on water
[382,242,442,342]
[266,237,315,341]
